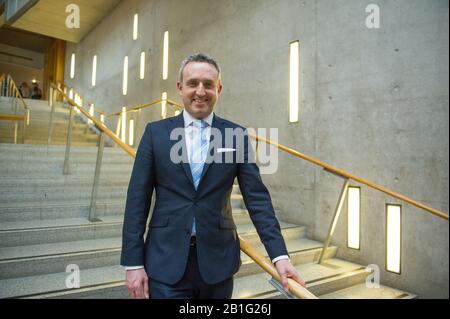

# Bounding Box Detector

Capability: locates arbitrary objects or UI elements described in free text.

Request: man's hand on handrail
[274,259,306,292]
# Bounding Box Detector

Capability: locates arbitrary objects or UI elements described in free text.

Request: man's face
[177,61,222,119]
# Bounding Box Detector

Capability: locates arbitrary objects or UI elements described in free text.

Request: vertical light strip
[121,107,127,142]
[100,113,105,124]
[386,204,402,274]
[140,51,146,80]
[161,92,167,119]
[163,31,169,80]
[347,187,361,250]
[123,56,128,95]
[289,41,299,123]
[88,104,94,124]
[70,53,75,79]
[129,119,134,145]
[133,14,138,40]
[91,55,97,87]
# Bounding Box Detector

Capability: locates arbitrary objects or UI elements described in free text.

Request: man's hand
[126,268,149,299]
[274,259,306,292]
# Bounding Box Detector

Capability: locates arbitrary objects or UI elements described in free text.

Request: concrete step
[0,176,130,191]
[0,216,124,247]
[0,199,126,222]
[0,143,126,156]
[0,237,122,279]
[0,265,126,299]
[319,283,417,299]
[0,162,132,176]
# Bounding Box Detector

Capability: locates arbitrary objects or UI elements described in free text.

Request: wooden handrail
[239,236,318,299]
[57,82,107,115]
[50,83,135,157]
[50,82,316,299]
[252,134,448,221]
[0,113,25,121]
[106,99,183,118]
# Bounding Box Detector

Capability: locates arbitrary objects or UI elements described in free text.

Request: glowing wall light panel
[347,187,361,250]
[161,92,167,119]
[129,119,134,145]
[70,53,75,79]
[386,204,402,274]
[140,51,145,80]
[69,89,73,100]
[289,41,299,123]
[100,113,105,123]
[123,56,128,96]
[162,31,169,80]
[133,14,138,40]
[121,107,127,142]
[92,55,97,87]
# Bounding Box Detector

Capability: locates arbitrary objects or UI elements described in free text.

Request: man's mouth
[193,98,208,104]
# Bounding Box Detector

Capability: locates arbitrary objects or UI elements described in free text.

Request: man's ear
[176,81,182,95]
[217,81,223,96]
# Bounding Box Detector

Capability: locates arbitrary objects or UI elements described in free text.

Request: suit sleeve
[236,130,288,261]
[120,124,155,267]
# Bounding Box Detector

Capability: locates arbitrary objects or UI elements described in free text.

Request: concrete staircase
[0,106,417,299]
[0,97,100,146]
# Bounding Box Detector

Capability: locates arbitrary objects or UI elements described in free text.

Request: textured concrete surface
[62,0,448,298]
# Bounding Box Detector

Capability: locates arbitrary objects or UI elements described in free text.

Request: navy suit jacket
[120,113,288,285]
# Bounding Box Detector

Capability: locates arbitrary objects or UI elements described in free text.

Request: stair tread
[0,216,123,231]
[0,265,125,299]
[319,283,416,299]
[0,237,121,260]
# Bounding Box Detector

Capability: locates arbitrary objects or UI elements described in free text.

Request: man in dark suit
[121,53,305,299]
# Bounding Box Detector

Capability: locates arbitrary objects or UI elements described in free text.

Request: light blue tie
[190,120,208,235]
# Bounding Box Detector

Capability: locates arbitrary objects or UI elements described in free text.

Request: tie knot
[193,119,206,129]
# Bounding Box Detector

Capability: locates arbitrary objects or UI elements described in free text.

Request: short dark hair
[178,53,221,83]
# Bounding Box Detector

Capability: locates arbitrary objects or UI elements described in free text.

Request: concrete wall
[64,0,449,298]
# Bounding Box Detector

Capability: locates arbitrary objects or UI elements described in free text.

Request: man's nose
[195,83,206,96]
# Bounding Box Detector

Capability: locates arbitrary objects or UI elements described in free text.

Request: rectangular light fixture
[121,107,127,143]
[123,56,128,95]
[140,51,145,80]
[88,104,94,124]
[161,92,167,119]
[70,53,75,79]
[347,187,361,250]
[100,113,105,124]
[289,41,299,123]
[163,31,169,80]
[69,88,73,100]
[92,55,97,87]
[133,14,138,40]
[386,204,402,274]
[129,119,134,146]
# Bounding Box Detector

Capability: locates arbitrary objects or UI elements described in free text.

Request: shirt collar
[183,110,214,128]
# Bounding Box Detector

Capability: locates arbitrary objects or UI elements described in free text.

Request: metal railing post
[13,94,18,144]
[88,132,105,222]
[47,87,56,145]
[63,105,75,175]
[318,178,350,264]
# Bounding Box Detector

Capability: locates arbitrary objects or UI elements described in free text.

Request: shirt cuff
[272,255,290,264]
[124,265,144,270]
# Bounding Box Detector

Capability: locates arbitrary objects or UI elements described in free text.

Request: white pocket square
[217,148,236,153]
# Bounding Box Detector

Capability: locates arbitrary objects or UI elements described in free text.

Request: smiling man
[121,53,305,299]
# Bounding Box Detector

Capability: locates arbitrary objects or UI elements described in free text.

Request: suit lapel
[167,113,195,188]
